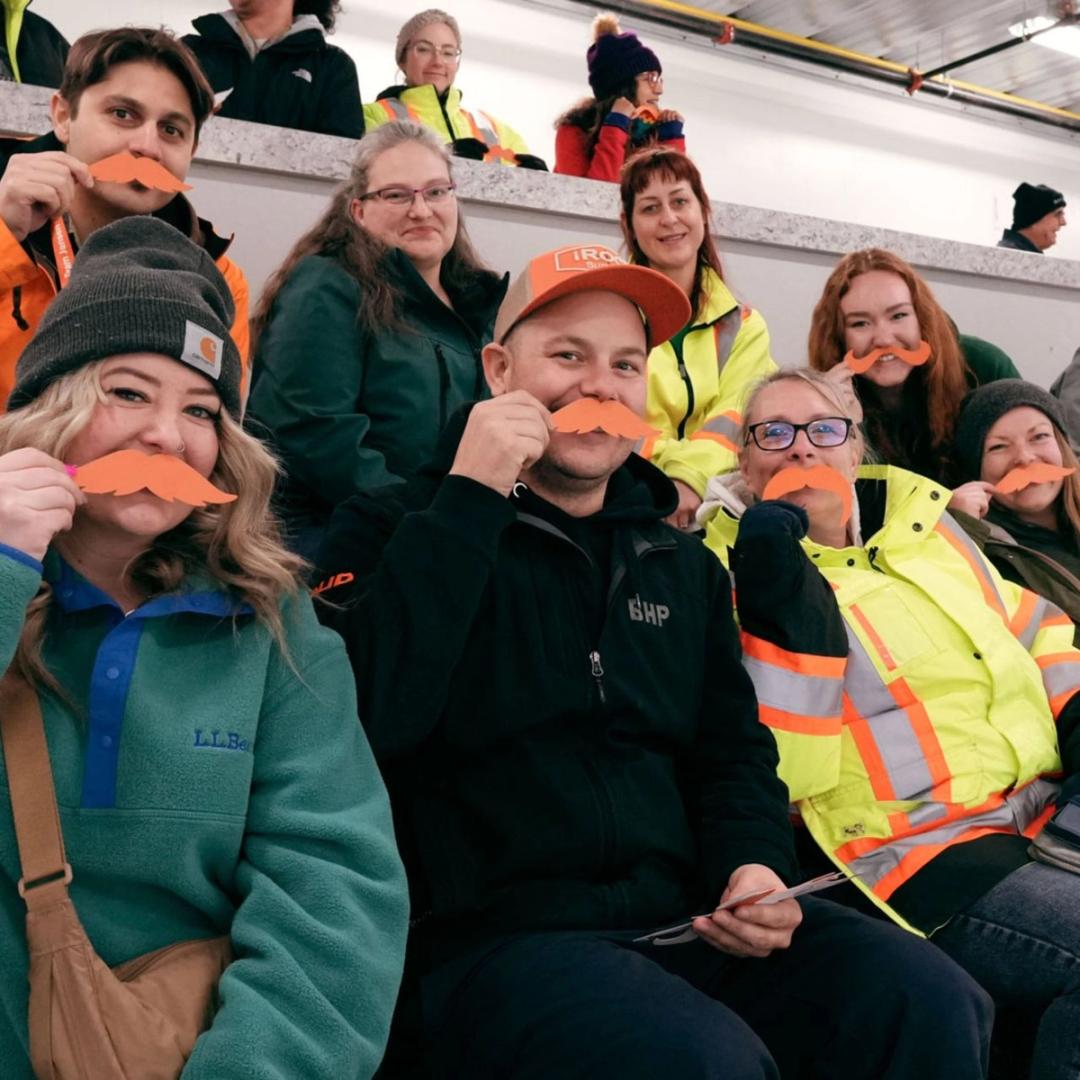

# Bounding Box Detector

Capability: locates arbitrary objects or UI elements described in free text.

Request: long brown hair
[555,86,636,158]
[251,121,497,352]
[619,146,725,320]
[808,248,969,458]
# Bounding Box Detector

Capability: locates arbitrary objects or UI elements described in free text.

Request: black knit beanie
[10,215,242,418]
[954,379,1068,481]
[587,13,661,100]
[1012,182,1066,230]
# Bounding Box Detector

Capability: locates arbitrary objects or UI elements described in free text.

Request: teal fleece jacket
[0,545,408,1078]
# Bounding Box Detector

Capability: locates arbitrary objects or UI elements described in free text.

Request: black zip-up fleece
[315,407,795,961]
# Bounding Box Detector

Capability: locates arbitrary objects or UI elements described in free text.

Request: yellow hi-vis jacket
[701,465,1080,933]
[639,268,776,497]
[363,84,531,165]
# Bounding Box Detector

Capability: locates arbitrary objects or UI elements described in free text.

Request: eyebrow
[545,334,646,358]
[104,366,219,397]
[842,302,913,318]
[103,94,192,129]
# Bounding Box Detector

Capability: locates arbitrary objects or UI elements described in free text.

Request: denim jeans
[931,861,1080,1080]
[423,896,992,1079]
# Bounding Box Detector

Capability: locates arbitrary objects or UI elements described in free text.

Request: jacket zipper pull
[590,650,607,705]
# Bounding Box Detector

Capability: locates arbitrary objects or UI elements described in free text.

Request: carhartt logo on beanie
[10,215,242,418]
[1012,182,1066,230]
[587,12,661,100]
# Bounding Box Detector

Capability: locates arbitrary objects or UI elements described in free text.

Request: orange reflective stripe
[872,825,1005,899]
[1008,588,1039,641]
[1024,802,1056,838]
[759,705,842,736]
[1042,612,1073,629]
[688,430,738,452]
[741,633,846,678]
[889,674,952,802]
[933,519,1008,624]
[842,692,897,801]
[1037,652,1080,717]
[849,603,897,671]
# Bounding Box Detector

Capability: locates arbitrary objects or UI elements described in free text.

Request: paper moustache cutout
[89,152,192,193]
[632,104,660,123]
[994,462,1076,494]
[550,398,661,440]
[762,464,854,526]
[843,340,932,375]
[72,449,237,507]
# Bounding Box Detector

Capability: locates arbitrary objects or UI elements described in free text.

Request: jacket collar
[691,267,740,327]
[192,11,326,53]
[377,83,464,111]
[1000,227,1042,254]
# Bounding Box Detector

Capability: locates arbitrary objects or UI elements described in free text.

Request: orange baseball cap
[493,244,691,349]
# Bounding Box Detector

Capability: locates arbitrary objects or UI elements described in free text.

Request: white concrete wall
[34,0,1080,259]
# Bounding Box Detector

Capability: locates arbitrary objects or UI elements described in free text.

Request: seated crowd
[0,10,1077,1080]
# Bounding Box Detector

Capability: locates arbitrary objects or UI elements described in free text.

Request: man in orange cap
[314,244,991,1079]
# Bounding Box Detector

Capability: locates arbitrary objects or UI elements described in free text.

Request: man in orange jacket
[0,26,249,409]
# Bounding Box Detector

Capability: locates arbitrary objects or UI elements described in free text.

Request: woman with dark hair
[620,147,774,528]
[808,248,1018,485]
[952,380,1080,637]
[555,12,685,183]
[182,0,363,137]
[247,119,506,557]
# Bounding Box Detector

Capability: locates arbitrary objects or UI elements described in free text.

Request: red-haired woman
[620,147,775,527]
[808,248,1018,485]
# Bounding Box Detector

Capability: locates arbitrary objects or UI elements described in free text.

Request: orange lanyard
[49,216,75,289]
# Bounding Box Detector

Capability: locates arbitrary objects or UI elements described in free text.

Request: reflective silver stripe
[743,655,843,719]
[713,308,741,376]
[697,412,740,441]
[904,801,949,828]
[1041,656,1080,700]
[935,513,1009,615]
[1015,595,1051,651]
[849,779,1058,890]
[380,98,411,119]
[843,626,933,800]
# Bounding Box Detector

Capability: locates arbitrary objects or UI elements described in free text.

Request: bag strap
[0,671,72,911]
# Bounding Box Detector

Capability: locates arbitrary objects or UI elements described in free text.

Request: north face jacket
[0,1,67,87]
[183,13,363,139]
[315,408,796,960]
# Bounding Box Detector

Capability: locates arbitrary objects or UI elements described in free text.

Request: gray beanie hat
[10,215,242,418]
[954,379,1067,481]
[395,8,461,66]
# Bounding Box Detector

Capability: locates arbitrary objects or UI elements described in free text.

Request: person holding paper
[314,243,992,1079]
[0,214,407,1078]
[699,366,1080,1080]
[0,27,250,410]
[950,380,1080,638]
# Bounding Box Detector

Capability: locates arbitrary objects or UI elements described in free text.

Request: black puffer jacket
[316,409,796,961]
[183,13,363,138]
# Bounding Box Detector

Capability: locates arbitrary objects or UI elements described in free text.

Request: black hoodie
[183,13,363,139]
[315,406,795,962]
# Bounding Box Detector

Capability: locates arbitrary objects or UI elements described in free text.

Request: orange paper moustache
[993,462,1076,494]
[89,152,192,193]
[550,398,660,440]
[72,449,237,507]
[843,340,932,375]
[762,465,853,526]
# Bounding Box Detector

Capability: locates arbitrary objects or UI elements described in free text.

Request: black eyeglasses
[745,417,853,451]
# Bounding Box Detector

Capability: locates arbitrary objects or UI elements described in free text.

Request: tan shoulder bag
[1,673,232,1080]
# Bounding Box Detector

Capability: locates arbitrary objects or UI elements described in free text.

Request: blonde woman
[0,216,407,1078]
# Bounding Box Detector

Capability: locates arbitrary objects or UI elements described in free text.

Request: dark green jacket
[247,249,506,553]
[953,508,1080,644]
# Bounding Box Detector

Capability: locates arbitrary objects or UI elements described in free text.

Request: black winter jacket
[1,5,67,88]
[315,410,796,961]
[183,14,363,139]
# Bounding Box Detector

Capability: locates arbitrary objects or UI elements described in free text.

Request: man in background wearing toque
[314,243,993,1079]
[0,26,249,409]
[998,181,1067,253]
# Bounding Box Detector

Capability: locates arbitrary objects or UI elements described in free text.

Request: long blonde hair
[0,363,303,686]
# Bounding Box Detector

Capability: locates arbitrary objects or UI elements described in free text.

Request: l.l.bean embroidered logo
[193,729,251,753]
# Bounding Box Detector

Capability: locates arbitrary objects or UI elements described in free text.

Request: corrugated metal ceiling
[693,1,1080,110]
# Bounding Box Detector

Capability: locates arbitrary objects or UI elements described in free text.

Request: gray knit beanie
[954,379,1067,481]
[395,9,462,66]
[10,215,242,418]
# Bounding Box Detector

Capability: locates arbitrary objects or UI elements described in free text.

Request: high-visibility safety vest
[702,464,1079,933]
[639,268,776,497]
[363,84,531,166]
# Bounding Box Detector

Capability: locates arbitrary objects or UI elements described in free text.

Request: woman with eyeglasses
[363,9,544,169]
[555,12,685,182]
[697,367,1080,1078]
[247,120,507,559]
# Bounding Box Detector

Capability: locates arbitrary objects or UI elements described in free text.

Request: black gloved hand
[451,137,487,161]
[739,499,809,543]
[514,153,549,171]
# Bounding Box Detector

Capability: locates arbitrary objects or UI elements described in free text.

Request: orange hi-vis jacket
[0,134,249,409]
[701,465,1080,934]
[639,269,776,497]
